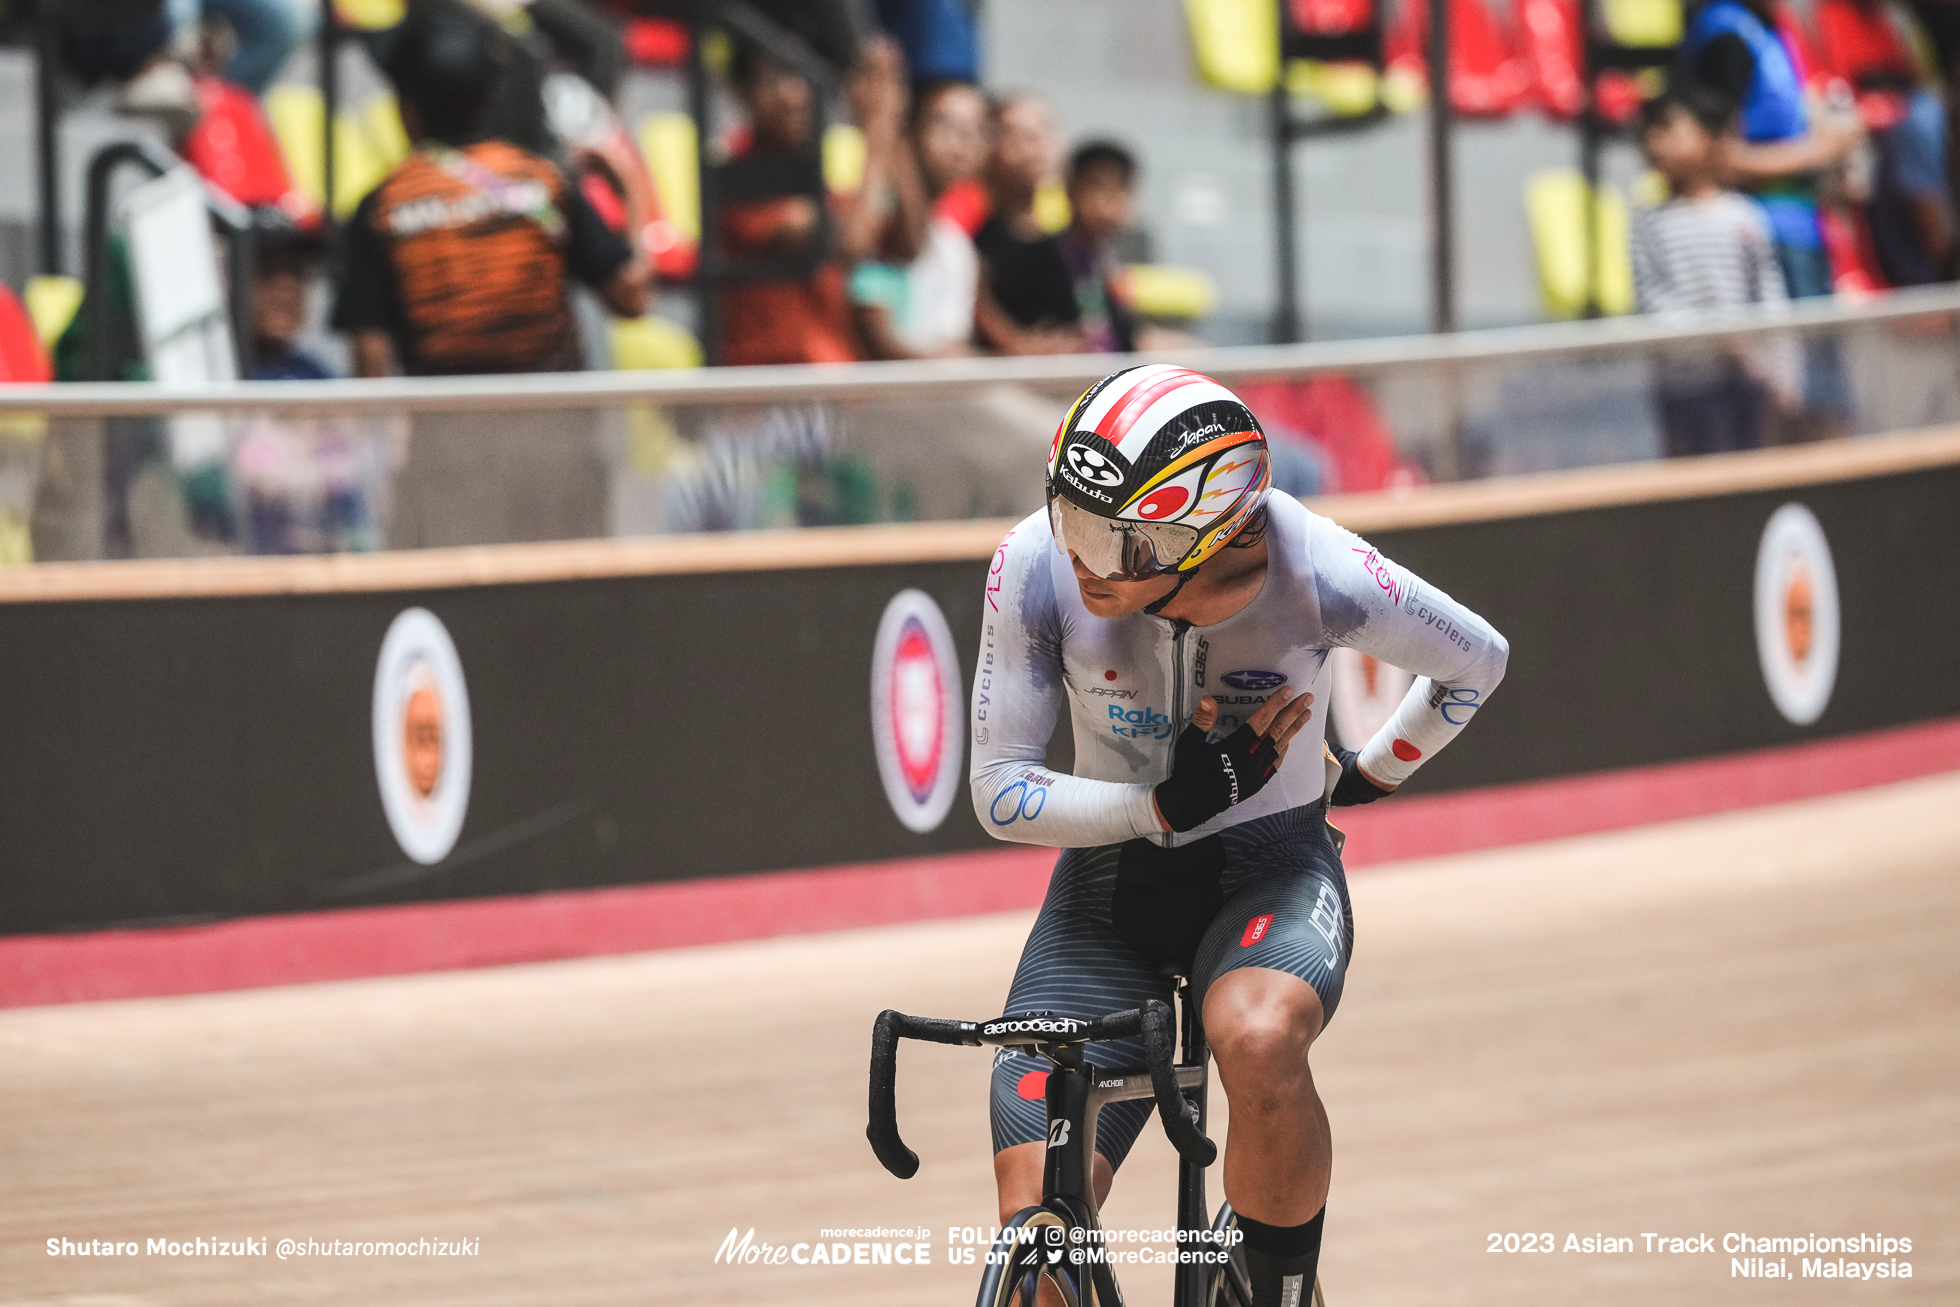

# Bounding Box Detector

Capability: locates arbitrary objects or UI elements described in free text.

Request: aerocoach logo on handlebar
[983,1017,1086,1037]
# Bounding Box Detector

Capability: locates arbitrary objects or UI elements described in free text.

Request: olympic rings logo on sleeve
[990,777,1049,826]
[1435,687,1481,726]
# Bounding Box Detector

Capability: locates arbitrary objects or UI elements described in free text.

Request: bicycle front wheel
[1206,1201,1325,1307]
[977,1205,1082,1307]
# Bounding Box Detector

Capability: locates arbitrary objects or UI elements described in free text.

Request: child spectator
[248,236,333,381]
[717,35,924,365]
[972,92,1085,354]
[331,0,649,377]
[1632,86,1799,456]
[1055,140,1141,353]
[852,78,990,359]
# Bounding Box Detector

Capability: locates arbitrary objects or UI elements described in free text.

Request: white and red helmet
[1047,365,1273,580]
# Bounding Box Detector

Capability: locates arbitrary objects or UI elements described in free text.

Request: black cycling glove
[1153,722,1282,834]
[1329,744,1394,806]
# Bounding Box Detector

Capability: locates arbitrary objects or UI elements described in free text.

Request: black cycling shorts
[989,803,1353,1169]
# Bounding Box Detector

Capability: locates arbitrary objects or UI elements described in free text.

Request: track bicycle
[867,973,1325,1307]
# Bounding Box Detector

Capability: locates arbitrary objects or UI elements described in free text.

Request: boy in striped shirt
[1632,85,1801,456]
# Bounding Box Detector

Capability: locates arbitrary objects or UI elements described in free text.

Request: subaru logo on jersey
[1064,443,1126,487]
[372,607,473,865]
[871,590,965,833]
[1221,669,1287,691]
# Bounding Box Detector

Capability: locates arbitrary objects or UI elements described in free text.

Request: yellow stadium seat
[266,84,326,209]
[638,113,700,243]
[334,0,403,31]
[824,123,866,194]
[1034,181,1071,234]
[611,316,704,371]
[1526,168,1634,319]
[1602,0,1681,48]
[0,511,30,568]
[266,85,394,217]
[1286,59,1382,116]
[1186,0,1281,93]
[1124,264,1220,319]
[23,275,83,349]
[364,93,411,171]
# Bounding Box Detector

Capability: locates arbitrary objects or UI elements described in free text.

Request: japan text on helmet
[1046,365,1272,581]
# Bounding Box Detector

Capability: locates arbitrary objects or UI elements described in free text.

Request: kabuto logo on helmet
[1051,366,1274,578]
[1064,443,1126,488]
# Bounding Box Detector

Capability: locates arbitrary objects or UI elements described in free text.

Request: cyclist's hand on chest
[1152,689,1315,833]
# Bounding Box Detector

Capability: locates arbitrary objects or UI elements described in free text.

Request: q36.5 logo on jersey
[872,589,965,833]
[1065,444,1125,487]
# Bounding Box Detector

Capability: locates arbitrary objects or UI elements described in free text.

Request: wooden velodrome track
[3,771,1955,1306]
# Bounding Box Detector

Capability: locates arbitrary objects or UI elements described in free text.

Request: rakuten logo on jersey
[1109,704,1173,739]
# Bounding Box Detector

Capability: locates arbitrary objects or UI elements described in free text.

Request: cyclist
[973,365,1509,1306]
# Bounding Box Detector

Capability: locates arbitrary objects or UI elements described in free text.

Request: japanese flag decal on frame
[870,589,966,833]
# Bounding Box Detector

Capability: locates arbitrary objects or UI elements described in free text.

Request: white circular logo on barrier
[1328,646,1413,753]
[1754,503,1840,727]
[871,589,964,833]
[373,607,473,864]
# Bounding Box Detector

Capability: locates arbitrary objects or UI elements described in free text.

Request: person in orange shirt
[716,34,927,365]
[332,0,649,378]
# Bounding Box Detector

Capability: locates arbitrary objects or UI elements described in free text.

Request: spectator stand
[1577,0,1681,316]
[1189,0,1398,342]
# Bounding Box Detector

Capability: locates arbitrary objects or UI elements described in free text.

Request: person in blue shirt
[1680,0,1865,297]
[1679,0,1865,436]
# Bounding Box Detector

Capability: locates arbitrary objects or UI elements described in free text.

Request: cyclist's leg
[1189,807,1352,1302]
[990,844,1174,1223]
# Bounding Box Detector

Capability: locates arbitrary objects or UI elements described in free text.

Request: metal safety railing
[2,287,1958,564]
[0,283,1956,415]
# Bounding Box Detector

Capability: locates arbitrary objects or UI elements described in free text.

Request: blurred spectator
[716,34,923,365]
[1815,0,1954,283]
[330,0,646,549]
[331,0,649,377]
[973,92,1084,354]
[1680,0,1864,437]
[1681,0,1865,298]
[852,79,991,359]
[1056,140,1141,353]
[1632,86,1799,456]
[200,0,312,95]
[248,237,333,381]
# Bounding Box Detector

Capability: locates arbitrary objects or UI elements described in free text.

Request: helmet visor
[1049,492,1202,581]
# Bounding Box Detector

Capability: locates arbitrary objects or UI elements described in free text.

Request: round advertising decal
[871,589,965,833]
[1753,502,1840,727]
[1328,646,1413,753]
[373,607,473,864]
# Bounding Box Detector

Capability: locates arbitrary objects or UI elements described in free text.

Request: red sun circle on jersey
[1016,1069,1049,1100]
[1104,669,1118,681]
[1135,485,1191,520]
[1391,738,1423,762]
